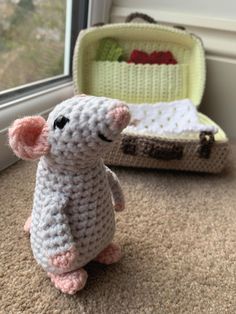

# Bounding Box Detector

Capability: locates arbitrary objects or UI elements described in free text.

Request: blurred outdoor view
[0,0,67,92]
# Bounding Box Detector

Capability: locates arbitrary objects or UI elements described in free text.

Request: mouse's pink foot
[47,268,88,295]
[23,215,32,234]
[49,246,79,271]
[95,243,122,265]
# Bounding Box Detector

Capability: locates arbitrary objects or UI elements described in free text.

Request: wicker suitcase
[73,14,229,173]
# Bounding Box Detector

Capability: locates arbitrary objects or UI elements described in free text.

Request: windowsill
[0,76,72,107]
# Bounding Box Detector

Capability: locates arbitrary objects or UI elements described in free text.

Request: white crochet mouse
[9,95,130,294]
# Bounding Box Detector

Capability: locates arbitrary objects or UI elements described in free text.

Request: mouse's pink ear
[8,116,50,160]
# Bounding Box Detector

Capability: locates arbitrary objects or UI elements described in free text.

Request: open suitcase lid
[73,22,206,107]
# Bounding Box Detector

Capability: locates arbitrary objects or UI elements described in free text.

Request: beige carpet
[1,145,236,314]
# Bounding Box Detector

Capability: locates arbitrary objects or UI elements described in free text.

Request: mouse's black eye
[53,115,69,130]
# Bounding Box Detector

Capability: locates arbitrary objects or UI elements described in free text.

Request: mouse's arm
[38,192,78,271]
[105,166,125,212]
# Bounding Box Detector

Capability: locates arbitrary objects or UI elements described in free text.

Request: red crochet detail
[128,50,149,64]
[128,50,177,65]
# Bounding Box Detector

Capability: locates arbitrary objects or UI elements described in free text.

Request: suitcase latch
[121,137,137,155]
[198,131,215,159]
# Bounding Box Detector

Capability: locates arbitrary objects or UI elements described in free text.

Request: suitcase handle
[125,12,157,24]
[125,12,186,30]
[93,12,186,31]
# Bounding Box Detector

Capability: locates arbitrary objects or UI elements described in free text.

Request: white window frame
[0,0,112,171]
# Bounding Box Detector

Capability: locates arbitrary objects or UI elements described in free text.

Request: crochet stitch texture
[9,95,131,294]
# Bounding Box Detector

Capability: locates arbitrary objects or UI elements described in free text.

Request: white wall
[111,0,236,139]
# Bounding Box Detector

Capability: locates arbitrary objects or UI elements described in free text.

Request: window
[0,0,88,103]
[0,0,111,171]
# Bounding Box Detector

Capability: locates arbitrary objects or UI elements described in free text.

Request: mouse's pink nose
[109,104,131,130]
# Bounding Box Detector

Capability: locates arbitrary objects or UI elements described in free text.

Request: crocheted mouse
[8,95,131,294]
